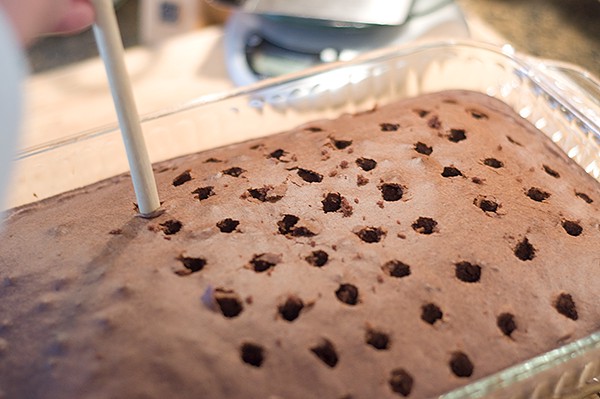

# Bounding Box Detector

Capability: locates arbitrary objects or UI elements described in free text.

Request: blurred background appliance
[217,0,469,85]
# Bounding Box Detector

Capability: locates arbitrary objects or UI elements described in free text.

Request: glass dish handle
[544,63,600,100]
[525,57,600,129]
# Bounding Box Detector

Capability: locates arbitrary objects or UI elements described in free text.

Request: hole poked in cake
[154,165,175,174]
[172,170,192,186]
[305,250,329,267]
[277,214,317,237]
[455,262,481,283]
[382,260,411,278]
[379,183,404,202]
[380,123,400,132]
[365,327,390,350]
[441,166,462,178]
[483,158,503,169]
[310,338,339,368]
[192,186,215,201]
[356,157,377,171]
[413,108,430,118]
[543,165,560,178]
[278,295,304,322]
[506,136,522,146]
[554,293,578,320]
[240,342,265,367]
[355,227,386,243]
[248,187,269,202]
[269,148,288,160]
[322,193,342,213]
[305,126,323,132]
[217,218,239,233]
[449,351,474,378]
[160,219,182,235]
[175,256,206,276]
[222,167,246,177]
[249,253,282,273]
[447,129,467,143]
[497,313,517,337]
[278,214,299,234]
[336,283,359,305]
[246,185,285,203]
[474,196,499,213]
[562,220,583,236]
[414,142,433,156]
[297,168,323,183]
[389,368,414,397]
[331,137,353,150]
[421,303,443,325]
[411,217,438,235]
[526,187,550,202]
[467,109,488,120]
[214,288,244,318]
[427,115,441,129]
[514,237,536,261]
[575,192,593,204]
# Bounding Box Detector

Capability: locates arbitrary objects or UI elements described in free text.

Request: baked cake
[1,90,599,398]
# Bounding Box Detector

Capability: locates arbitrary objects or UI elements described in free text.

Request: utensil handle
[92,0,161,216]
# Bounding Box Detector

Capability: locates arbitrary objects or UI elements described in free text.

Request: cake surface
[1,90,599,399]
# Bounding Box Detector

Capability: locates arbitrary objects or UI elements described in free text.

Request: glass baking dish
[6,40,600,398]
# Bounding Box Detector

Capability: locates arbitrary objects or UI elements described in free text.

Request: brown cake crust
[1,90,599,399]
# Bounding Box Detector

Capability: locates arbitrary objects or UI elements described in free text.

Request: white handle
[92,0,161,216]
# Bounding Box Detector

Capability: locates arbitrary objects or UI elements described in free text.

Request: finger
[51,0,96,35]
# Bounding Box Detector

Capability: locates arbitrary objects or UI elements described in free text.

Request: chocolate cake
[1,90,599,398]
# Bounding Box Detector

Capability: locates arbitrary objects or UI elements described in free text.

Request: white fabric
[0,5,26,212]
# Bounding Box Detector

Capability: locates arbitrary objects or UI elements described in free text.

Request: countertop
[457,0,599,78]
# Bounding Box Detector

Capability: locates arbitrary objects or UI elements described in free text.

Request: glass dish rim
[16,39,600,161]
[442,330,600,398]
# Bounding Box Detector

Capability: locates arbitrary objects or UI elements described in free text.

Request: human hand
[0,0,95,46]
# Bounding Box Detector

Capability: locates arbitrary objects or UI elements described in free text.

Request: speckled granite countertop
[457,0,599,78]
[27,0,599,77]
